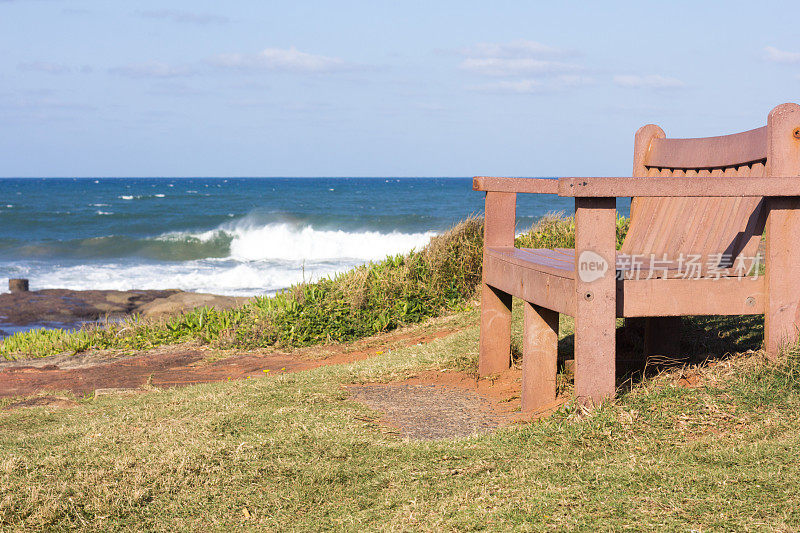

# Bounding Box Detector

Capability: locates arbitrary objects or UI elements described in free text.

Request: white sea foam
[5,217,439,296]
[160,217,436,263]
[229,223,434,262]
[96,211,113,216]
[118,194,167,201]
[2,260,326,296]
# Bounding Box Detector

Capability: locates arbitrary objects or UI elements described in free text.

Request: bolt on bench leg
[522,302,558,411]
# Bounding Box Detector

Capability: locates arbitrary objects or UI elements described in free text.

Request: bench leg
[478,284,512,376]
[644,317,681,359]
[522,302,558,411]
[574,306,616,406]
[764,104,800,358]
[574,197,617,405]
[765,197,800,359]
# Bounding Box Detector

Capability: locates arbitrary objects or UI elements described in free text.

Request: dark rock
[0,289,181,326]
[9,279,29,293]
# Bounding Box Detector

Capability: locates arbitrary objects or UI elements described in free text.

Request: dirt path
[1,316,566,438]
[0,321,464,399]
[349,369,566,439]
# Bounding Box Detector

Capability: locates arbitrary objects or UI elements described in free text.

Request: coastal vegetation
[1,213,628,361]
[3,213,797,530]
[1,301,798,529]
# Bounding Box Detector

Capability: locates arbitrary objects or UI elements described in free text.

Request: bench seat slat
[484,248,766,317]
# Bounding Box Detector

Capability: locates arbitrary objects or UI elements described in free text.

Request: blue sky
[2,1,799,177]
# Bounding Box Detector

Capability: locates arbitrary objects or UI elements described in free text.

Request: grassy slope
[3,213,792,530]
[2,305,799,531]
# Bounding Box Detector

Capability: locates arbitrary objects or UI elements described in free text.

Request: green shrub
[1,213,629,359]
[231,216,485,347]
[515,212,629,250]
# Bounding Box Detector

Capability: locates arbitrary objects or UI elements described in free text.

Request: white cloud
[209,47,357,73]
[17,62,72,74]
[472,79,543,94]
[473,75,594,94]
[137,9,229,25]
[613,74,685,89]
[457,39,583,84]
[764,46,800,64]
[109,61,196,79]
[459,39,568,59]
[460,57,581,77]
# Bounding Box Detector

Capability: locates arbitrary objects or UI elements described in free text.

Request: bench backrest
[620,103,800,266]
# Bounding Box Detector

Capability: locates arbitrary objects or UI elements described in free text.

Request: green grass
[1,210,790,530]
[1,307,799,531]
[1,214,588,361]
[514,212,629,250]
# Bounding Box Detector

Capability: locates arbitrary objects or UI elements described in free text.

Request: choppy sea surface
[0,178,630,296]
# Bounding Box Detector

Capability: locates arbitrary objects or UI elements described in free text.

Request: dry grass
[2,306,800,531]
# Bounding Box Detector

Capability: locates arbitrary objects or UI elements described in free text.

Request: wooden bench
[475,103,800,410]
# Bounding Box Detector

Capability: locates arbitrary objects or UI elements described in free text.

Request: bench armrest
[473,176,558,194]
[558,176,800,197]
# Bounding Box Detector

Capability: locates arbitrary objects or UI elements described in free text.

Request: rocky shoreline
[0,289,250,338]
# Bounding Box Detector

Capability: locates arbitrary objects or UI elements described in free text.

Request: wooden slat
[473,177,558,194]
[558,176,800,197]
[616,124,770,268]
[733,162,767,261]
[483,254,576,316]
[488,250,765,317]
[522,248,574,264]
[625,197,660,253]
[639,196,672,256]
[692,197,734,258]
[618,277,765,316]
[492,246,759,280]
[647,126,767,169]
[706,198,758,262]
[707,163,750,259]
[486,247,574,278]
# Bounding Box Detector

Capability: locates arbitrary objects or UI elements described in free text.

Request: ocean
[0,178,630,296]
